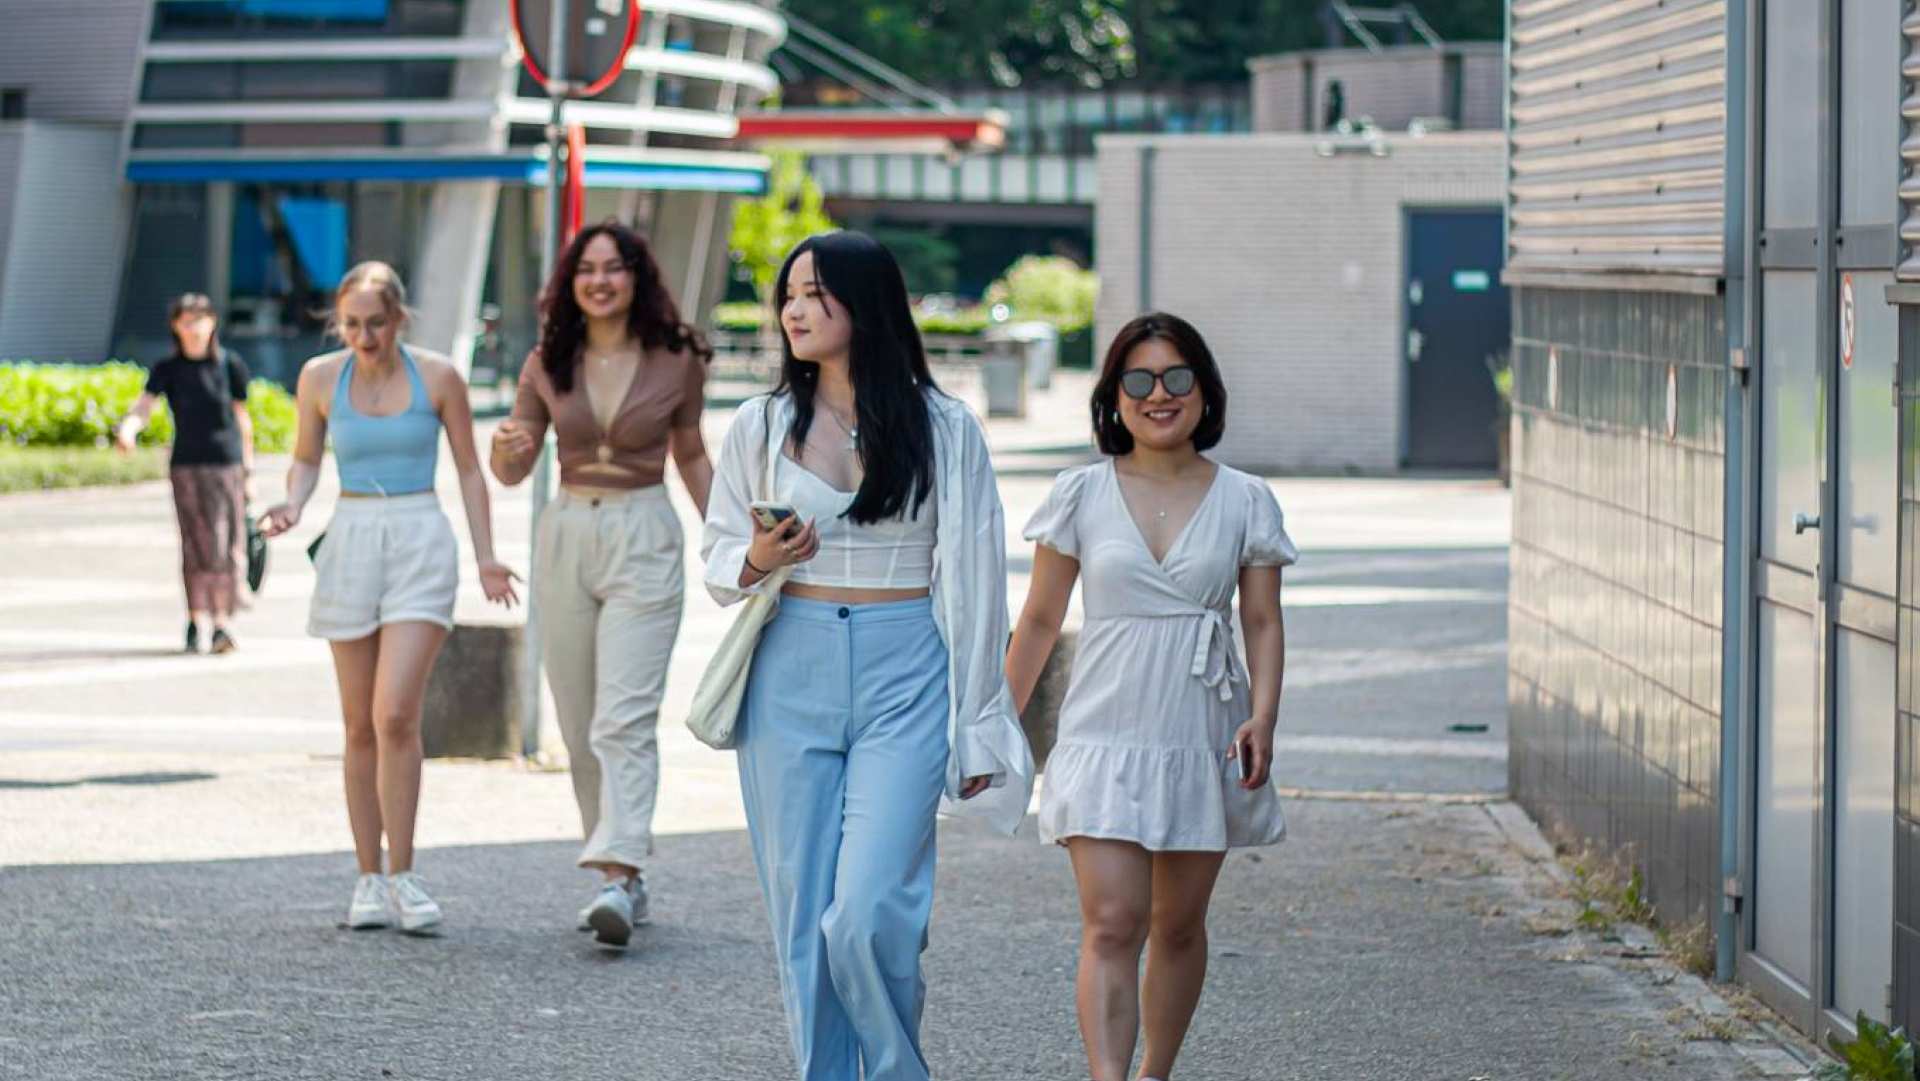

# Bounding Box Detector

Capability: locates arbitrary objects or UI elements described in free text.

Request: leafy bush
[917,307,993,336]
[0,361,295,452]
[244,378,297,453]
[711,302,769,334]
[985,255,1099,333]
[708,304,996,338]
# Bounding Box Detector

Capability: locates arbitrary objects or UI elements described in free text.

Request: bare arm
[232,402,255,475]
[488,356,547,486]
[1005,543,1080,715]
[669,423,714,519]
[113,393,159,450]
[258,360,331,536]
[433,360,519,607]
[1232,565,1286,789]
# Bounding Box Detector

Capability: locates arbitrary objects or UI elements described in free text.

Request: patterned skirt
[169,464,245,614]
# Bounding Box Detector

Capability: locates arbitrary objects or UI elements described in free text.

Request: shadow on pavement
[0,770,218,790]
[0,803,1757,1081]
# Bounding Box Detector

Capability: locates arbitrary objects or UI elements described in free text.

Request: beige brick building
[1094,131,1506,473]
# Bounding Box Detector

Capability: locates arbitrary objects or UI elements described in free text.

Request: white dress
[1027,459,1299,850]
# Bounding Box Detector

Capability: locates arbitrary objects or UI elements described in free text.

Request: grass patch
[0,445,169,493]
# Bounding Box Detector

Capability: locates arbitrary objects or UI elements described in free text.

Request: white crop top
[777,453,936,589]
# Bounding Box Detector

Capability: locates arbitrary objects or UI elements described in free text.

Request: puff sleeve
[1022,464,1092,559]
[1242,476,1300,568]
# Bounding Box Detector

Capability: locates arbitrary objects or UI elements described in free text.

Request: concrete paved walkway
[0,383,1816,1080]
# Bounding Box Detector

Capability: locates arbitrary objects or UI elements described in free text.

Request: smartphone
[1236,743,1254,782]
[750,501,798,531]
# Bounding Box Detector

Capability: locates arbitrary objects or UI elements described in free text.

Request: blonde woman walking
[259,262,520,934]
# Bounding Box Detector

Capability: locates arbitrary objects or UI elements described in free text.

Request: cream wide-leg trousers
[534,487,684,871]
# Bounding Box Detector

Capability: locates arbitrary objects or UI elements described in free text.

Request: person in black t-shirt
[114,293,256,654]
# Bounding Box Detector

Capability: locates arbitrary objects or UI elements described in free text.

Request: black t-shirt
[144,350,251,467]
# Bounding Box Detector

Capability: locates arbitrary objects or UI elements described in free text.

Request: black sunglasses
[1119,365,1197,400]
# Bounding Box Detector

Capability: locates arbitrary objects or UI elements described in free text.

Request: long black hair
[537,221,711,394]
[1091,312,1228,456]
[774,231,941,525]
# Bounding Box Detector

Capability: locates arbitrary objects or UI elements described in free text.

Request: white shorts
[306,493,459,640]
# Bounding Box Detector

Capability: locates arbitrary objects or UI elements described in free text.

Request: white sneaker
[388,871,442,935]
[347,873,391,930]
[586,880,636,947]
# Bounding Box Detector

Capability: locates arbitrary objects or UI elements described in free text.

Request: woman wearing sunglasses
[1006,312,1296,1081]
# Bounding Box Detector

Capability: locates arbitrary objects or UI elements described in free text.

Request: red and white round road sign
[1840,273,1856,370]
[512,0,641,98]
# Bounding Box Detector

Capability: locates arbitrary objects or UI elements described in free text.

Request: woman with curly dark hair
[489,221,714,948]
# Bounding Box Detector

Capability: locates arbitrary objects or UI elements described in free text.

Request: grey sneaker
[629,874,650,926]
[586,880,635,947]
[388,871,442,936]
[347,873,390,930]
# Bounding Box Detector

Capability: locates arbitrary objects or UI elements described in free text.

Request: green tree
[728,150,837,306]
[782,1,1504,87]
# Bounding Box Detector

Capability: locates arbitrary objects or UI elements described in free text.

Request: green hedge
[0,361,296,452]
[711,303,998,339]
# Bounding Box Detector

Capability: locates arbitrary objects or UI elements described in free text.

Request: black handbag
[221,349,271,594]
[245,512,269,593]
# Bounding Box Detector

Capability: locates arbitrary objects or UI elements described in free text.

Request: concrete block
[422,623,525,759]
[1018,630,1077,772]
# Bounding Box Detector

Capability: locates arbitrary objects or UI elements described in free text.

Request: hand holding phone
[1230,721,1272,790]
[750,501,798,531]
[747,501,818,573]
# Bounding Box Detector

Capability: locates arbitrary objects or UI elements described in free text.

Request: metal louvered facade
[1509,0,1728,276]
[1901,1,1920,279]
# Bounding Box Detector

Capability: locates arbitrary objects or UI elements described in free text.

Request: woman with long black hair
[701,231,1032,1081]
[489,221,714,948]
[114,293,254,654]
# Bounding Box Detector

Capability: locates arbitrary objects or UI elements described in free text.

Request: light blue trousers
[738,596,949,1081]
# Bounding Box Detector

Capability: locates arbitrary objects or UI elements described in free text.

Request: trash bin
[1003,320,1058,390]
[979,338,1028,418]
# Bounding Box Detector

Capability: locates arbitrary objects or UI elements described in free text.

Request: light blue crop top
[331,347,440,495]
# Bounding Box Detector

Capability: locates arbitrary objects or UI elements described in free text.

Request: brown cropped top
[510,347,707,490]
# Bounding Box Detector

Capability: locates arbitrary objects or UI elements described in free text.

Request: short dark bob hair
[1090,311,1227,456]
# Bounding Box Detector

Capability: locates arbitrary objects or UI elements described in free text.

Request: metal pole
[522,0,569,760]
[1716,0,1752,985]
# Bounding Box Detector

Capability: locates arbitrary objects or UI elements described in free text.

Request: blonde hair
[327,261,415,339]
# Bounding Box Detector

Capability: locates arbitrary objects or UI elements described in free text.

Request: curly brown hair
[536,221,712,394]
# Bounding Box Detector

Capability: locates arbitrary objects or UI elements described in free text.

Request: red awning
[735,110,1005,155]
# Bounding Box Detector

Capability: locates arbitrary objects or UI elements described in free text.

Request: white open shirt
[701,388,1036,836]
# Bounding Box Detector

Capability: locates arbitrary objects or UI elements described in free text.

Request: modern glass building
[0,0,785,382]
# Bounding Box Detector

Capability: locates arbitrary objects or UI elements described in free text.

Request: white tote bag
[685,412,791,750]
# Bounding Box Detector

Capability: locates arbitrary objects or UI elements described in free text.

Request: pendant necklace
[822,402,858,451]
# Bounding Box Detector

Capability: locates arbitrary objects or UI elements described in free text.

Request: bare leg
[328,634,384,874]
[1138,850,1228,1081]
[369,621,448,874]
[1068,837,1155,1081]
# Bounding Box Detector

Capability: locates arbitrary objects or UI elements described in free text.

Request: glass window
[143,60,454,103]
[153,0,463,38]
